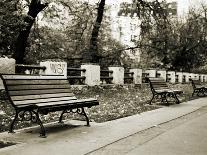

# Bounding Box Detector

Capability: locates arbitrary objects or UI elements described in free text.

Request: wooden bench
[190,79,207,97]
[146,77,183,105]
[0,74,99,137]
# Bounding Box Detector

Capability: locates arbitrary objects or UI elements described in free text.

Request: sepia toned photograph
[0,0,207,154]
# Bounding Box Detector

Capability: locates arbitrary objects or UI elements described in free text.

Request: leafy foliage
[1,0,207,71]
[26,0,124,66]
[135,1,207,71]
[0,0,23,56]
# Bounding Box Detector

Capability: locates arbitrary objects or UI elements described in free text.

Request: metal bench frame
[146,77,183,105]
[1,74,99,137]
[190,79,207,97]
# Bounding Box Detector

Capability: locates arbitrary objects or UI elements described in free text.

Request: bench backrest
[190,79,202,89]
[1,74,77,108]
[146,77,169,92]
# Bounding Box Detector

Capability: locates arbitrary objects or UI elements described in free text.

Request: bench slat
[154,88,169,91]
[9,89,72,96]
[11,93,75,101]
[5,79,69,85]
[7,84,71,91]
[14,96,77,106]
[2,74,65,79]
[36,98,98,107]
[152,84,168,87]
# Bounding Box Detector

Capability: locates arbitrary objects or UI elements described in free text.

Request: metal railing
[124,72,134,84]
[67,68,86,85]
[100,70,113,84]
[15,64,46,74]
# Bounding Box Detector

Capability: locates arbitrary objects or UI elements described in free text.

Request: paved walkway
[0,98,207,155]
[89,106,207,155]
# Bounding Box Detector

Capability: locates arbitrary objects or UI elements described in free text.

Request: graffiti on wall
[50,63,66,74]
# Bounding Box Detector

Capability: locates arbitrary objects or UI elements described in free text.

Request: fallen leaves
[0,84,194,132]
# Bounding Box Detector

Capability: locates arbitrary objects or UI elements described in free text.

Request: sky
[87,0,207,16]
[178,0,207,16]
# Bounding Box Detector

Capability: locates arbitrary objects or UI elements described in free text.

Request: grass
[0,83,197,133]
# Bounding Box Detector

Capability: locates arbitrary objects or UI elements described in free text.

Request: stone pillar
[204,75,207,82]
[194,74,199,80]
[144,69,156,78]
[40,60,67,78]
[0,57,15,74]
[130,69,142,84]
[189,73,196,80]
[81,64,100,86]
[200,74,205,82]
[176,72,183,83]
[156,70,167,81]
[182,72,190,83]
[108,67,124,85]
[167,71,176,83]
[0,57,16,89]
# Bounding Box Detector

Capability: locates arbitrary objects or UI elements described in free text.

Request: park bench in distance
[190,79,207,97]
[0,74,99,137]
[146,77,183,105]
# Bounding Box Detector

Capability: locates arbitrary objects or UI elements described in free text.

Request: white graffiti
[50,63,66,74]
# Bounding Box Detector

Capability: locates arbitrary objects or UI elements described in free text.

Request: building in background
[108,0,178,64]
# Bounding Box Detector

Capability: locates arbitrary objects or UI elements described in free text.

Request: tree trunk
[83,0,105,63]
[14,0,48,64]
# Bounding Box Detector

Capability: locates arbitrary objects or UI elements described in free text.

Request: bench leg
[59,110,66,123]
[9,110,19,133]
[149,95,155,105]
[33,111,46,138]
[161,93,169,106]
[192,90,195,97]
[172,93,180,104]
[80,108,90,126]
[198,89,205,97]
[204,88,207,96]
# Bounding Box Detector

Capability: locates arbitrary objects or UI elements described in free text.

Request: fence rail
[12,63,207,85]
[15,64,46,74]
[67,68,86,85]
[124,72,134,84]
[100,70,113,84]
[67,68,86,72]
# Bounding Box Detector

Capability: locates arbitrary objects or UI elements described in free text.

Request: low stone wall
[0,58,15,89]
[1,58,207,88]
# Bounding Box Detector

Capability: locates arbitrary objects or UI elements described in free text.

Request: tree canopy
[0,0,207,72]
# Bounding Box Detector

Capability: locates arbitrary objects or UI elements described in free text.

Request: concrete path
[0,97,207,155]
[89,106,207,155]
[126,112,207,155]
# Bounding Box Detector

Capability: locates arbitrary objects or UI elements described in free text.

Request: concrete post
[81,64,100,86]
[198,74,203,82]
[182,72,190,83]
[189,73,196,80]
[0,57,16,89]
[167,71,176,83]
[130,69,142,84]
[204,75,207,82]
[176,72,183,83]
[194,74,199,80]
[108,67,124,85]
[200,75,205,82]
[40,60,67,78]
[0,57,15,74]
[156,70,167,81]
[144,69,156,78]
